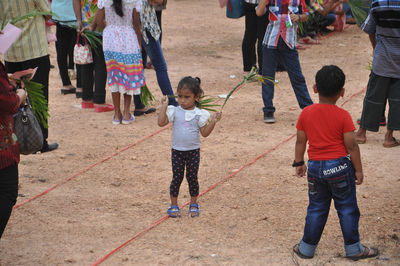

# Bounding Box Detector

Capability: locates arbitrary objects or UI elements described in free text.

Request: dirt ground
[1,0,399,265]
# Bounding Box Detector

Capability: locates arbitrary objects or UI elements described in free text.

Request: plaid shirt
[262,0,305,49]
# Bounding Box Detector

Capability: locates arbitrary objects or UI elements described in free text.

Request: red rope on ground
[91,134,296,266]
[13,125,172,210]
[91,86,367,265]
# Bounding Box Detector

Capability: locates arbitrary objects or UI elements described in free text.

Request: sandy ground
[1,0,399,265]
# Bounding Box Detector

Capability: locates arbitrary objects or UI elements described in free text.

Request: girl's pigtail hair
[193,77,203,107]
[113,0,124,17]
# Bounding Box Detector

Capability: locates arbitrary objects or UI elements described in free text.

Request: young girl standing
[158,77,222,217]
[91,0,145,124]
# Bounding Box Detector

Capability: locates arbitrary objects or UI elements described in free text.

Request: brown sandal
[347,246,379,261]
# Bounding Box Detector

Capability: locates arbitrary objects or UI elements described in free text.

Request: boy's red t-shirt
[296,104,356,160]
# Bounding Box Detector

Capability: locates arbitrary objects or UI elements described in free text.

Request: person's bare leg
[123,94,132,120]
[170,196,178,206]
[355,128,367,144]
[190,196,197,205]
[383,129,398,147]
[112,92,121,120]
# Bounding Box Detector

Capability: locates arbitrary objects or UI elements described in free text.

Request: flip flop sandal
[167,205,180,218]
[293,244,313,259]
[383,137,400,148]
[188,203,200,217]
[347,246,379,261]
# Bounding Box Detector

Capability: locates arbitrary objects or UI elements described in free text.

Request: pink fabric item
[332,3,346,32]
[333,14,346,32]
[219,0,227,8]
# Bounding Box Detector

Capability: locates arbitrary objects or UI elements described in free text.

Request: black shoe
[61,87,76,95]
[134,107,156,116]
[41,143,58,153]
[264,112,275,123]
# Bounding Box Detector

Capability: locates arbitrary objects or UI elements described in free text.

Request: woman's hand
[16,89,27,106]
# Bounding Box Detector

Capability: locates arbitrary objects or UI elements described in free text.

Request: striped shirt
[362,0,400,78]
[0,0,51,62]
[262,0,305,49]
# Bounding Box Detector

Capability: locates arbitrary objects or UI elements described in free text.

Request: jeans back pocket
[327,174,352,200]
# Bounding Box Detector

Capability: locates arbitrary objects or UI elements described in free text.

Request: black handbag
[13,98,44,155]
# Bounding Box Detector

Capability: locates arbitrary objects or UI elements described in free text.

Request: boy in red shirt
[292,65,379,260]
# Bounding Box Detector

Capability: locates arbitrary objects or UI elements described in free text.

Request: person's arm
[73,0,84,32]
[132,8,141,48]
[199,112,221,138]
[256,0,269,16]
[0,75,25,113]
[294,129,307,177]
[369,34,376,49]
[158,96,169,127]
[89,8,105,32]
[343,131,363,185]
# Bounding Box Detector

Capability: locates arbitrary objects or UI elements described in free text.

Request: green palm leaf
[220,66,277,111]
[140,84,155,107]
[347,0,369,26]
[1,10,55,30]
[167,94,221,112]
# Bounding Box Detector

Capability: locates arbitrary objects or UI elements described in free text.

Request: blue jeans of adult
[135,30,177,108]
[298,156,364,257]
[261,37,313,113]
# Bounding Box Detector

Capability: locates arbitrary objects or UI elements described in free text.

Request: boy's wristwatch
[292,160,305,167]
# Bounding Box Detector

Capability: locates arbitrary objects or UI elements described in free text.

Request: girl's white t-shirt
[166,106,210,151]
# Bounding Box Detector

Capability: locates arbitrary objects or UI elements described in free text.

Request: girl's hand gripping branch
[200,112,222,137]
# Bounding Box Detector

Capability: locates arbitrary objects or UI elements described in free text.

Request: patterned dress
[98,0,145,95]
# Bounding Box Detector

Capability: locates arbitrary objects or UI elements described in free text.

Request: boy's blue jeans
[298,156,364,257]
[261,37,313,113]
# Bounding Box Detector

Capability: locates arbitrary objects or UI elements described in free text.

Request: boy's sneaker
[264,112,275,123]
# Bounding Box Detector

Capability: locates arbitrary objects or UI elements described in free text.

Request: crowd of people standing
[0,0,398,262]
